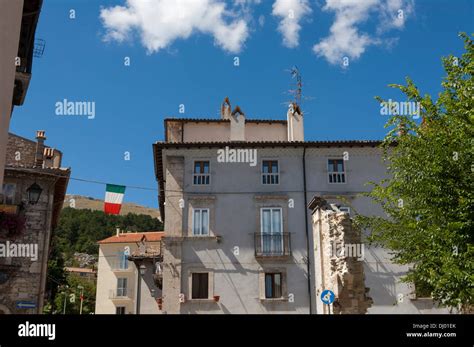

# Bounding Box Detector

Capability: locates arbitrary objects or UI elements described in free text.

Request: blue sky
[10,0,474,208]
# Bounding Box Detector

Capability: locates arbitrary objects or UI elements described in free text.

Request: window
[116,306,126,315]
[265,273,282,299]
[193,161,210,185]
[0,184,15,205]
[117,251,128,270]
[262,160,279,184]
[117,278,127,297]
[261,208,283,254]
[193,208,209,235]
[328,159,346,183]
[191,273,209,299]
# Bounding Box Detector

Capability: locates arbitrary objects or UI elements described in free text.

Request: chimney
[116,227,120,237]
[230,106,245,141]
[34,130,46,168]
[221,97,232,119]
[287,103,304,141]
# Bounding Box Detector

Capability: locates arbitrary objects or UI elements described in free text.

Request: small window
[328,159,345,183]
[191,273,209,299]
[0,184,16,205]
[265,273,282,299]
[193,208,209,235]
[193,161,210,185]
[117,278,127,297]
[116,306,126,315]
[262,160,279,184]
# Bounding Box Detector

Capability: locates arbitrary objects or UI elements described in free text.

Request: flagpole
[78,285,84,315]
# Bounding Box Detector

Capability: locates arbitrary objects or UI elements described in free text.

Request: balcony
[110,259,132,273]
[109,289,134,302]
[254,233,291,258]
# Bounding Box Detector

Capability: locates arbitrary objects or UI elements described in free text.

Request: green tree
[356,33,473,313]
[45,208,163,313]
[53,274,96,314]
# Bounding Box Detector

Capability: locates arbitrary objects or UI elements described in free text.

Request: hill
[63,194,161,220]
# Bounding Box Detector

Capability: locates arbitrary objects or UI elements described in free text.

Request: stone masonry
[0,131,69,314]
[309,197,372,314]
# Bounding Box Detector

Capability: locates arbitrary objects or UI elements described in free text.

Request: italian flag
[104,184,126,215]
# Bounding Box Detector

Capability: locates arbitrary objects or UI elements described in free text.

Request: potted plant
[0,212,26,237]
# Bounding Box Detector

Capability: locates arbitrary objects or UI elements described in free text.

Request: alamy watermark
[325,242,365,261]
[0,241,38,261]
[380,99,421,119]
[217,146,257,167]
[55,99,95,119]
[18,321,55,341]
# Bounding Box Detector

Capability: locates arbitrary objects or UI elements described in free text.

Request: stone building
[0,131,70,314]
[152,97,449,314]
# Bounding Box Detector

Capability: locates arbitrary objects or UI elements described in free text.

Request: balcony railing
[110,258,131,272]
[109,289,133,300]
[254,233,291,257]
[328,172,346,183]
[193,173,210,185]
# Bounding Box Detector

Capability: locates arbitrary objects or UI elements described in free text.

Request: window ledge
[185,235,222,242]
[187,299,216,303]
[260,298,287,303]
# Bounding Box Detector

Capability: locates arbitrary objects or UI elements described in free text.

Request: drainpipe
[302,147,313,314]
[136,265,142,314]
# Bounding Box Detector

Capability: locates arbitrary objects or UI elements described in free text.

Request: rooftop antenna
[289,65,302,105]
[283,66,314,114]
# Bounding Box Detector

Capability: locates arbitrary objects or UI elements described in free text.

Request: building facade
[65,267,97,283]
[0,131,70,314]
[153,97,448,314]
[0,0,43,188]
[95,231,163,314]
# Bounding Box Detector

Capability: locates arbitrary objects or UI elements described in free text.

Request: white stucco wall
[95,241,162,314]
[162,145,449,314]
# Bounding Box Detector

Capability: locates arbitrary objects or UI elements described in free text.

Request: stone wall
[5,134,36,168]
[5,133,62,169]
[0,172,56,314]
[0,131,68,314]
[310,197,372,314]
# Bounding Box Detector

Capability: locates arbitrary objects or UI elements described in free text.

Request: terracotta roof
[98,231,165,244]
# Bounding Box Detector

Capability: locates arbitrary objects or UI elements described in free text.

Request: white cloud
[378,0,414,33]
[272,0,312,48]
[100,0,251,54]
[313,0,414,65]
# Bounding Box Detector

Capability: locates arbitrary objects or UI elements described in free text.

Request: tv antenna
[283,66,314,113]
[289,65,302,105]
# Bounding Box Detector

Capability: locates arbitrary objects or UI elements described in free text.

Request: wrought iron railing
[254,233,291,257]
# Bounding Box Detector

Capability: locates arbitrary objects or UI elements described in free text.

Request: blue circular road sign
[320,290,335,305]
